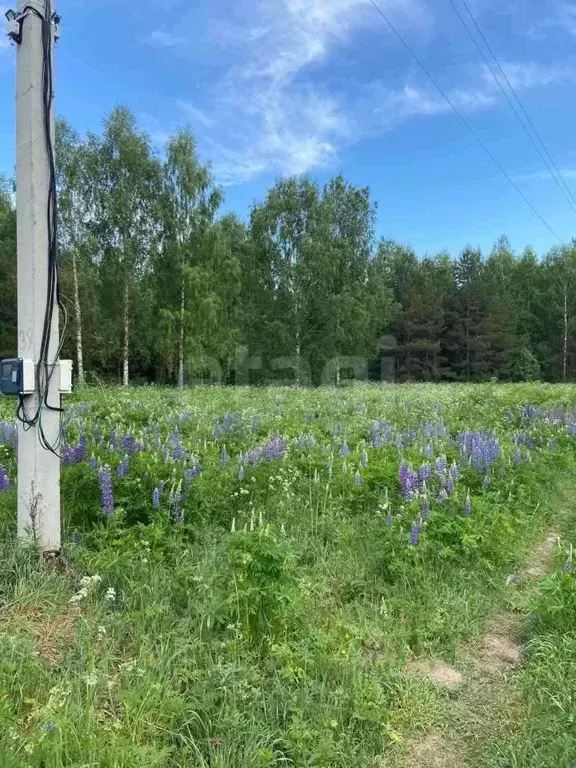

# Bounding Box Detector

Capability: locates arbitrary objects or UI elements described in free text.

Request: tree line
[0,105,575,386]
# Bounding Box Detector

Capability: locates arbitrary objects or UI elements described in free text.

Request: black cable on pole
[447,0,576,218]
[15,1,66,457]
[366,0,563,244]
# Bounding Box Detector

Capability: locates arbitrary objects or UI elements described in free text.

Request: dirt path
[392,525,563,768]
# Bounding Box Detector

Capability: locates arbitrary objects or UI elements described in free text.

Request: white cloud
[528,2,576,38]
[484,61,576,90]
[516,167,576,182]
[177,102,214,128]
[558,2,576,33]
[146,0,576,185]
[196,0,431,183]
[144,29,185,47]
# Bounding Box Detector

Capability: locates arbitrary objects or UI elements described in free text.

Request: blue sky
[2,0,576,257]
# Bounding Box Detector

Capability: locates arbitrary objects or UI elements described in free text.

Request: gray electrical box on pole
[11,0,62,552]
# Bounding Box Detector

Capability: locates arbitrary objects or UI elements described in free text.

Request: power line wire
[459,0,576,211]
[366,0,563,243]
[448,0,576,217]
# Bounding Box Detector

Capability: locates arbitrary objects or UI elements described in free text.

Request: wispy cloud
[177,102,215,129]
[188,0,432,183]
[528,2,576,38]
[483,61,576,89]
[516,167,576,182]
[143,29,185,48]
[143,0,576,185]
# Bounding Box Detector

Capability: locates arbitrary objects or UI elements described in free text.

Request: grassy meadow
[1,383,576,766]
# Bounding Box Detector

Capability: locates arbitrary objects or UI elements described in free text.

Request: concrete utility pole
[14,0,61,553]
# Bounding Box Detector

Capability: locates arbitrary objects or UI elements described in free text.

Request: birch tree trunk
[178,282,185,389]
[123,281,129,387]
[563,283,568,382]
[71,250,84,385]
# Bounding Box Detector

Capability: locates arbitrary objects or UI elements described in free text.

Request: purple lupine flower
[116,454,129,478]
[152,487,160,509]
[62,435,87,465]
[169,432,184,461]
[449,461,459,480]
[420,495,429,521]
[171,487,183,523]
[444,476,455,495]
[264,436,285,460]
[398,460,412,498]
[98,465,114,516]
[458,430,501,473]
[0,466,9,492]
[512,446,522,464]
[120,434,138,455]
[339,442,350,456]
[184,467,196,492]
[220,446,227,468]
[418,462,431,485]
[353,469,362,485]
[360,449,368,467]
[0,422,12,444]
[464,491,471,517]
[438,488,448,504]
[482,475,490,489]
[435,455,447,475]
[88,454,98,469]
[409,521,421,546]
[423,442,433,457]
[369,420,392,448]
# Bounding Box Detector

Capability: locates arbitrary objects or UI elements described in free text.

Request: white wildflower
[105,587,116,602]
[69,587,88,604]
[85,674,98,687]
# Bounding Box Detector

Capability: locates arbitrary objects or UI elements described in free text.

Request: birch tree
[160,129,222,387]
[56,120,92,384]
[546,245,576,380]
[87,107,160,386]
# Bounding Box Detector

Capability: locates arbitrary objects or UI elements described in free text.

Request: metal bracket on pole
[5,8,26,44]
[5,6,60,45]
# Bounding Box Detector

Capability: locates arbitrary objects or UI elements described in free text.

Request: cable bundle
[16,0,67,456]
